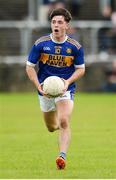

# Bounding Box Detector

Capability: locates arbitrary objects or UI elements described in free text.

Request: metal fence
[0,20,115,64]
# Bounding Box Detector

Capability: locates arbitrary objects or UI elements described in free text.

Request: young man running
[26,8,85,169]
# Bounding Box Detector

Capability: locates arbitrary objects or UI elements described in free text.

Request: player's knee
[47,125,57,132]
[47,127,54,132]
[60,118,68,129]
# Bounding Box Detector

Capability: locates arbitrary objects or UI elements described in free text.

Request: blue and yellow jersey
[27,34,85,94]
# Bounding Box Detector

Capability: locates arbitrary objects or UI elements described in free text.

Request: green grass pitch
[0,92,116,178]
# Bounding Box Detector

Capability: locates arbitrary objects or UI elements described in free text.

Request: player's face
[51,16,69,40]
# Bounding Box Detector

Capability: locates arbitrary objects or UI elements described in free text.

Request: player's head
[50,8,72,23]
[49,8,72,39]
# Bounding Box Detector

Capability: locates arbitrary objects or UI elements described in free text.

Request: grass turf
[0,92,116,178]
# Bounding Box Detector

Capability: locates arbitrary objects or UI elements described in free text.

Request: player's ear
[66,23,70,30]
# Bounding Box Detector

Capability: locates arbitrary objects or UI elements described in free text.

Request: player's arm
[26,65,44,94]
[67,66,85,84]
[63,66,85,91]
[26,43,45,95]
[64,46,85,91]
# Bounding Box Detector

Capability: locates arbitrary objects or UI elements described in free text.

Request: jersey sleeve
[74,47,85,68]
[26,44,41,67]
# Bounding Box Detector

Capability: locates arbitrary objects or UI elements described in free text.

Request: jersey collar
[50,33,68,44]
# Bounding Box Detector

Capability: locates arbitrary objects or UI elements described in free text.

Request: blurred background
[0,0,116,93]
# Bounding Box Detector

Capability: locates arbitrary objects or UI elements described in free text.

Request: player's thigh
[56,100,74,122]
[38,95,56,112]
[43,111,57,126]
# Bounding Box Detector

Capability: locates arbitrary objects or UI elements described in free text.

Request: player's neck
[54,36,65,42]
[51,33,67,43]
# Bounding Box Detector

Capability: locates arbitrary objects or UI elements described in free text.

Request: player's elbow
[82,67,85,76]
[26,65,31,76]
[26,65,29,73]
[26,65,29,77]
[79,67,85,77]
[26,65,33,80]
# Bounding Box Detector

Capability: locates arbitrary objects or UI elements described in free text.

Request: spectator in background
[102,60,116,92]
[98,4,112,53]
[38,0,86,22]
[98,0,116,55]
[66,0,85,19]
[110,11,116,54]
[101,4,112,20]
[37,0,50,23]
[47,0,65,21]
[38,0,65,23]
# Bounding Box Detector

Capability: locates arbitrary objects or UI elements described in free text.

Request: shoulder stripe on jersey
[35,35,51,45]
[67,37,81,50]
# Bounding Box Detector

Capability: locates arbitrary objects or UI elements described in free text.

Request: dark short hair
[50,8,72,22]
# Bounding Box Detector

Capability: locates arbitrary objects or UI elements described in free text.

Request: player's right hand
[38,83,51,98]
[37,83,46,96]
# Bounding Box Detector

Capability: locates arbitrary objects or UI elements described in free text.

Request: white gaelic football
[43,76,65,97]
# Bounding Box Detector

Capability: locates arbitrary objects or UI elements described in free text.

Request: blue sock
[59,152,66,160]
